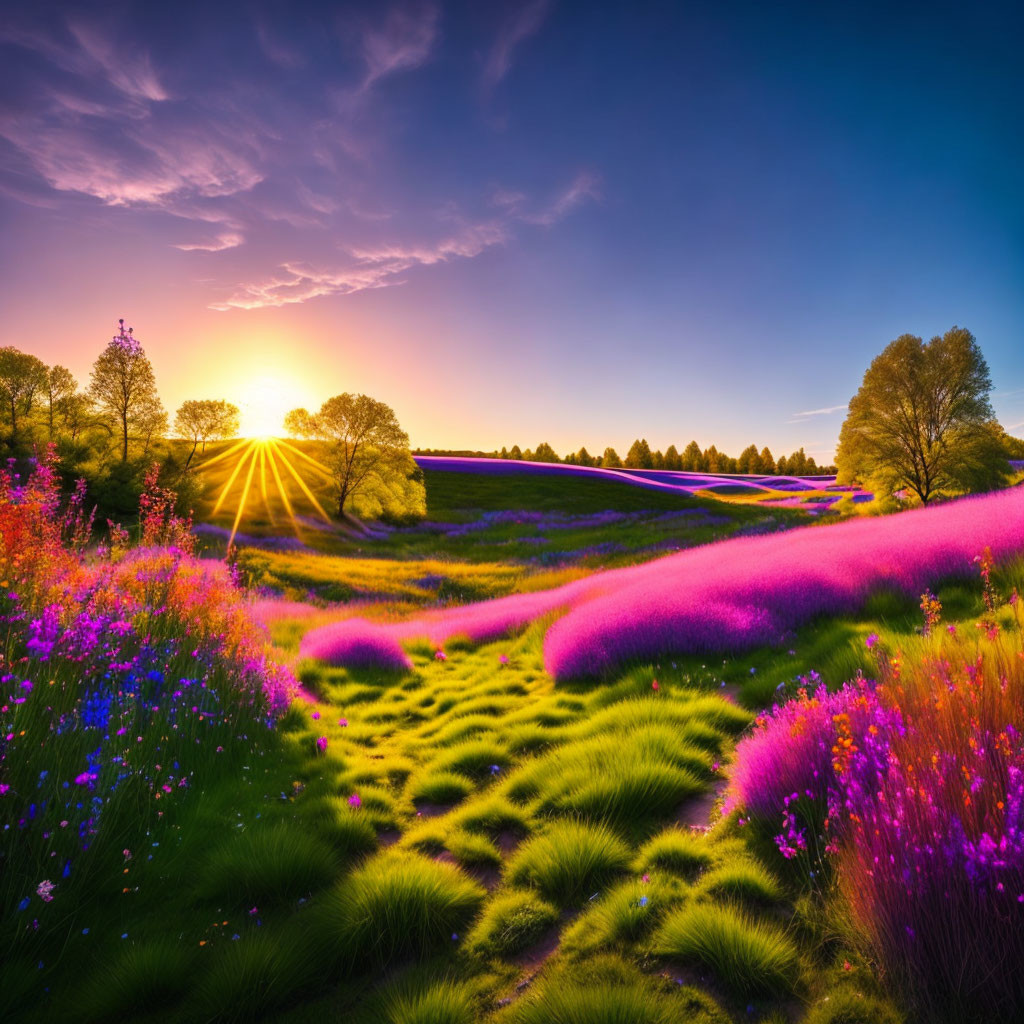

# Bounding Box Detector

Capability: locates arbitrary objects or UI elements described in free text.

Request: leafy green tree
[703,445,721,472]
[737,444,761,473]
[601,447,622,468]
[625,438,653,468]
[498,446,510,459]
[0,346,48,447]
[759,447,775,473]
[532,442,560,463]
[836,327,1010,503]
[285,393,424,519]
[174,399,241,469]
[43,365,78,441]
[663,445,681,470]
[89,320,165,462]
[509,445,523,460]
[652,449,665,469]
[680,441,704,471]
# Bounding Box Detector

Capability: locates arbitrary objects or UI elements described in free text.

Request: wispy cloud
[360,2,439,89]
[520,171,601,225]
[482,0,550,92]
[788,404,847,423]
[212,167,597,310]
[173,232,244,252]
[213,220,508,310]
[1007,420,1024,432]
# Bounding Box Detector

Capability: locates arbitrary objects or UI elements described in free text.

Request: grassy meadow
[5,452,1024,1024]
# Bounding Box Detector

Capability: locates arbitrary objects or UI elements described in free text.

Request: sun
[236,375,309,439]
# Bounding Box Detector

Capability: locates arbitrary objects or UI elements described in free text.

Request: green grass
[652,901,801,996]
[634,828,715,878]
[314,851,486,969]
[198,823,341,907]
[384,980,477,1024]
[466,889,559,958]
[15,466,931,1024]
[506,820,632,905]
[696,861,784,905]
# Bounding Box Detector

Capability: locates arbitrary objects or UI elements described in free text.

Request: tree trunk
[121,412,129,462]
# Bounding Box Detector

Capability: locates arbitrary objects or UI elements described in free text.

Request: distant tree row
[416,441,835,475]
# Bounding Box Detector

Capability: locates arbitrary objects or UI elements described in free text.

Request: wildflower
[36,880,56,902]
[499,654,509,666]
[311,711,320,720]
[338,717,348,727]
[638,895,649,908]
[315,736,328,753]
[865,633,879,650]
[348,793,361,808]
[641,873,649,883]
[434,649,447,662]
[489,764,501,776]
[651,679,659,691]
[843,960,852,971]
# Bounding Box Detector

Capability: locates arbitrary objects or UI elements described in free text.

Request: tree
[601,447,622,468]
[0,346,48,446]
[703,445,721,472]
[174,399,241,469]
[680,441,703,471]
[663,445,681,470]
[285,392,423,518]
[625,438,653,468]
[532,442,560,463]
[42,365,78,441]
[509,445,523,460]
[759,447,776,473]
[737,444,761,474]
[836,327,1010,504]
[89,320,165,462]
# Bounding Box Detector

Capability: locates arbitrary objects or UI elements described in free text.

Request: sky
[1,0,1022,458]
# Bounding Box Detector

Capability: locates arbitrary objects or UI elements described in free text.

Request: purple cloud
[482,0,551,92]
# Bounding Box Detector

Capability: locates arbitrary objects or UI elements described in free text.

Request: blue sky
[1,0,1021,456]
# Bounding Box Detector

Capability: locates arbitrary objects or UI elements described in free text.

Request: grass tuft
[506,820,631,905]
[198,822,340,906]
[466,889,559,958]
[652,900,800,996]
[315,851,485,969]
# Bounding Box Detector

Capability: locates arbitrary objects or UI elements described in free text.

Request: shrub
[728,591,1024,1022]
[652,901,800,996]
[506,821,631,905]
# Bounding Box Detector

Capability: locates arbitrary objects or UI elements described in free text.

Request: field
[4,456,1024,1024]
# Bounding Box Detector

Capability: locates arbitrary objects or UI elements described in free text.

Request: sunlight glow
[235,375,310,439]
[201,437,333,551]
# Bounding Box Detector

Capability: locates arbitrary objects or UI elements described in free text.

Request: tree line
[416,440,835,475]
[0,320,238,516]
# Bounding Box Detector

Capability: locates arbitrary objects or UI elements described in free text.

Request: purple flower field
[301,485,1024,679]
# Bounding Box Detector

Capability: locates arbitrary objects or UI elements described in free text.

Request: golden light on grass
[203,437,333,550]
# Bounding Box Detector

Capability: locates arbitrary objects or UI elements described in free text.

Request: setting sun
[235,375,311,439]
